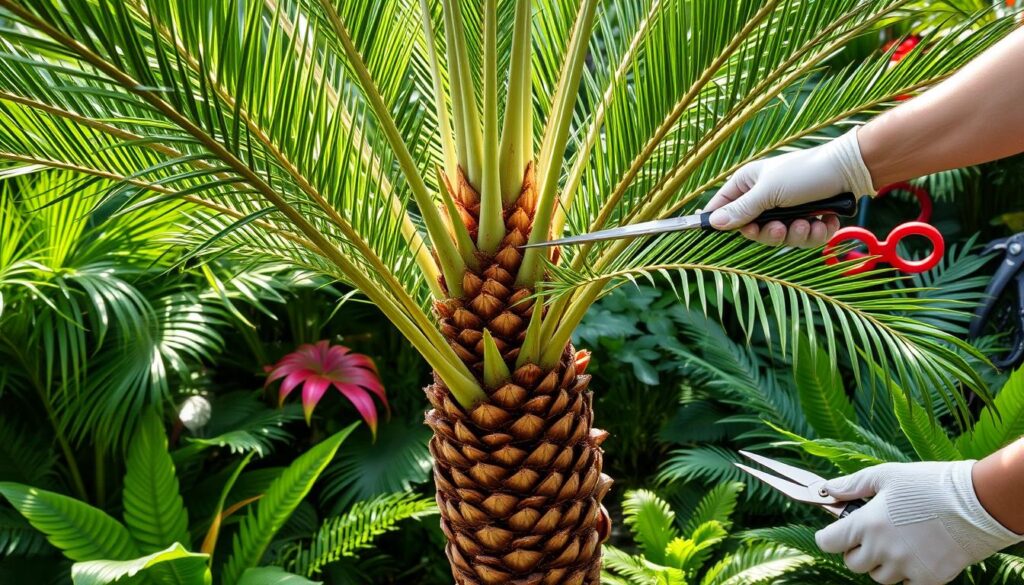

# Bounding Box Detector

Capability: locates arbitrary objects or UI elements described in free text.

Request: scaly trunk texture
[425,165,613,584]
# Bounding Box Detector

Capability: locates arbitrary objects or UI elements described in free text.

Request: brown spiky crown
[426,165,612,584]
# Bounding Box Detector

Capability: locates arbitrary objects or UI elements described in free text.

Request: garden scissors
[519,193,858,248]
[734,450,865,518]
[823,182,944,275]
[969,231,1024,370]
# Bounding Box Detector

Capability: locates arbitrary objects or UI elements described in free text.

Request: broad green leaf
[794,335,857,441]
[123,410,190,553]
[622,489,678,565]
[236,567,321,585]
[958,367,1024,459]
[0,482,138,562]
[221,424,357,585]
[71,542,210,585]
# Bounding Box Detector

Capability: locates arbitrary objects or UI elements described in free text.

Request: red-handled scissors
[823,182,944,276]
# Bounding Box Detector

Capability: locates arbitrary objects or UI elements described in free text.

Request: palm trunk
[426,165,612,584]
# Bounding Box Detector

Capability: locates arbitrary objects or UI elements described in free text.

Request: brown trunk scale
[426,164,613,585]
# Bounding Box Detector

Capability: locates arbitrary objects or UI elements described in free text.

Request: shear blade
[738,450,826,487]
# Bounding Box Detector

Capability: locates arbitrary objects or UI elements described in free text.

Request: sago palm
[0,1,1014,582]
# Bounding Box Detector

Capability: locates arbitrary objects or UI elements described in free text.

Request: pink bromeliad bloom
[264,340,388,434]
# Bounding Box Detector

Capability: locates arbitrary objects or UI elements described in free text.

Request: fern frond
[283,492,436,576]
[682,482,744,535]
[958,367,1024,459]
[221,424,356,585]
[622,489,678,565]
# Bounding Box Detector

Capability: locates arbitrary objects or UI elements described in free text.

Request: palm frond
[0,0,482,402]
[546,234,990,425]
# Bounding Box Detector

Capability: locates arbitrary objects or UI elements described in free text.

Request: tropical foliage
[1,0,1024,583]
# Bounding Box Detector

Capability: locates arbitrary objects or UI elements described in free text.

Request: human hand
[815,461,1023,585]
[703,128,876,247]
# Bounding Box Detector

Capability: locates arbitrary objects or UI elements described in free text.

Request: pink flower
[264,340,388,435]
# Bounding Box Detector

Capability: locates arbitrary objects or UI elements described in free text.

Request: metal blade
[739,450,826,488]
[519,215,703,249]
[734,463,824,505]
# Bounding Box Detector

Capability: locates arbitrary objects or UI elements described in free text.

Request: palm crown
[0,0,1014,581]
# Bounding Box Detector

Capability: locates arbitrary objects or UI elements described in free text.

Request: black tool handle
[698,192,858,230]
[839,499,866,519]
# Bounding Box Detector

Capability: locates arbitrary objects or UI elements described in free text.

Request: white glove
[704,127,876,247]
[815,461,1024,585]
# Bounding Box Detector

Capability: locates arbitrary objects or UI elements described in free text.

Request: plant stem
[316,0,468,297]
[477,0,504,253]
[94,441,105,508]
[416,1,481,271]
[418,0,458,179]
[517,0,599,286]
[2,335,91,502]
[499,0,532,204]
[442,0,484,187]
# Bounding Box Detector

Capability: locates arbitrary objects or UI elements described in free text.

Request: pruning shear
[519,193,858,248]
[823,182,944,276]
[969,232,1024,370]
[734,450,865,518]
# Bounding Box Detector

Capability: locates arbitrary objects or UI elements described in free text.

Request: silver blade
[734,463,824,505]
[519,215,704,249]
[739,450,826,487]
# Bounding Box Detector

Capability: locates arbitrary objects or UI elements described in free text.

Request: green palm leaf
[0,482,138,562]
[122,410,190,554]
[220,423,357,585]
[70,543,210,585]
[545,234,990,425]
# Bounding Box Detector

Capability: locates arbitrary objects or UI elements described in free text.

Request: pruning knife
[734,450,865,518]
[520,192,858,249]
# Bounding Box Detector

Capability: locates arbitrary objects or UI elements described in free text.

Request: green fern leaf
[666,521,727,576]
[622,489,679,565]
[284,492,436,576]
[71,542,209,585]
[699,543,811,585]
[220,424,357,585]
[744,525,873,584]
[889,386,961,462]
[682,481,743,535]
[601,545,683,585]
[958,368,1024,459]
[794,335,856,441]
[0,482,138,562]
[123,410,190,553]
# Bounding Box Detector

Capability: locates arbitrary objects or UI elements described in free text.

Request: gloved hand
[815,461,1024,585]
[704,127,877,247]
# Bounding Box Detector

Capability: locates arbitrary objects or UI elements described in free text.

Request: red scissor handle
[823,222,944,276]
[874,181,933,223]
